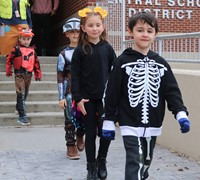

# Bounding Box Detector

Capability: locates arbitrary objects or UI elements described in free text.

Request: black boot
[87,161,98,180]
[97,156,107,180]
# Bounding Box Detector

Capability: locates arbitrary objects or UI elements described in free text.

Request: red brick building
[52,0,200,55]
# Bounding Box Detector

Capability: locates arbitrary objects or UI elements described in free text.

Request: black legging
[84,99,111,163]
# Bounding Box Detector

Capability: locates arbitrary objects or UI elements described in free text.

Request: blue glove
[102,130,115,140]
[178,118,190,133]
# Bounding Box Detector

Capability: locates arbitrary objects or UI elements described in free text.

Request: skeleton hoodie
[104,48,188,137]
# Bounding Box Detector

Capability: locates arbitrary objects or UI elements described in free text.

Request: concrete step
[0,112,64,126]
[0,56,58,64]
[0,81,57,90]
[41,64,57,72]
[0,101,62,113]
[0,64,5,72]
[0,91,58,102]
[38,56,58,64]
[0,56,6,62]
[0,64,57,72]
[0,72,57,81]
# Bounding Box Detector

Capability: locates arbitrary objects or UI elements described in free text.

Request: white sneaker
[17,117,30,126]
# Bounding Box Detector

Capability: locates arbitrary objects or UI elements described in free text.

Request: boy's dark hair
[128,11,159,33]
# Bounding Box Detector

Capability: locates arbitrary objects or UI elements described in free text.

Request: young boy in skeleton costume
[102,12,190,180]
[57,18,85,160]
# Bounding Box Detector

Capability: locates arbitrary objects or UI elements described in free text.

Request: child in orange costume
[6,28,42,125]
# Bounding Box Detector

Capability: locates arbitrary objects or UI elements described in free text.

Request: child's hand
[178,118,190,133]
[51,9,56,16]
[59,99,66,109]
[6,71,13,77]
[77,99,89,116]
[102,120,116,140]
[6,75,12,78]
[102,129,115,140]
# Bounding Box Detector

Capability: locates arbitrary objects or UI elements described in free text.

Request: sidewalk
[0,126,199,180]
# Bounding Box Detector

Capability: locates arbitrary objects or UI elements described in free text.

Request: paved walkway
[0,126,199,180]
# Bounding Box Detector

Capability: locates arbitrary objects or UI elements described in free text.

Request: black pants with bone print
[123,136,157,180]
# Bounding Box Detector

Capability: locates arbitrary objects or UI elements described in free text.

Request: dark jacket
[71,40,116,103]
[104,48,188,136]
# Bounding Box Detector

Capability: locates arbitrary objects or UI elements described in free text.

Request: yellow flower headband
[78,7,108,19]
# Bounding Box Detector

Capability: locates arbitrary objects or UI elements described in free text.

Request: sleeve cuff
[103,120,115,131]
[176,111,188,121]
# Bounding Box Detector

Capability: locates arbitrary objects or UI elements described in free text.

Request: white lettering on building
[108,0,200,19]
[129,8,193,19]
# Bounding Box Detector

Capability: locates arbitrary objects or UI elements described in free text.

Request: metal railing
[123,32,200,63]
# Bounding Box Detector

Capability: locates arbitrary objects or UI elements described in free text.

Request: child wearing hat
[6,28,42,125]
[57,18,85,160]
